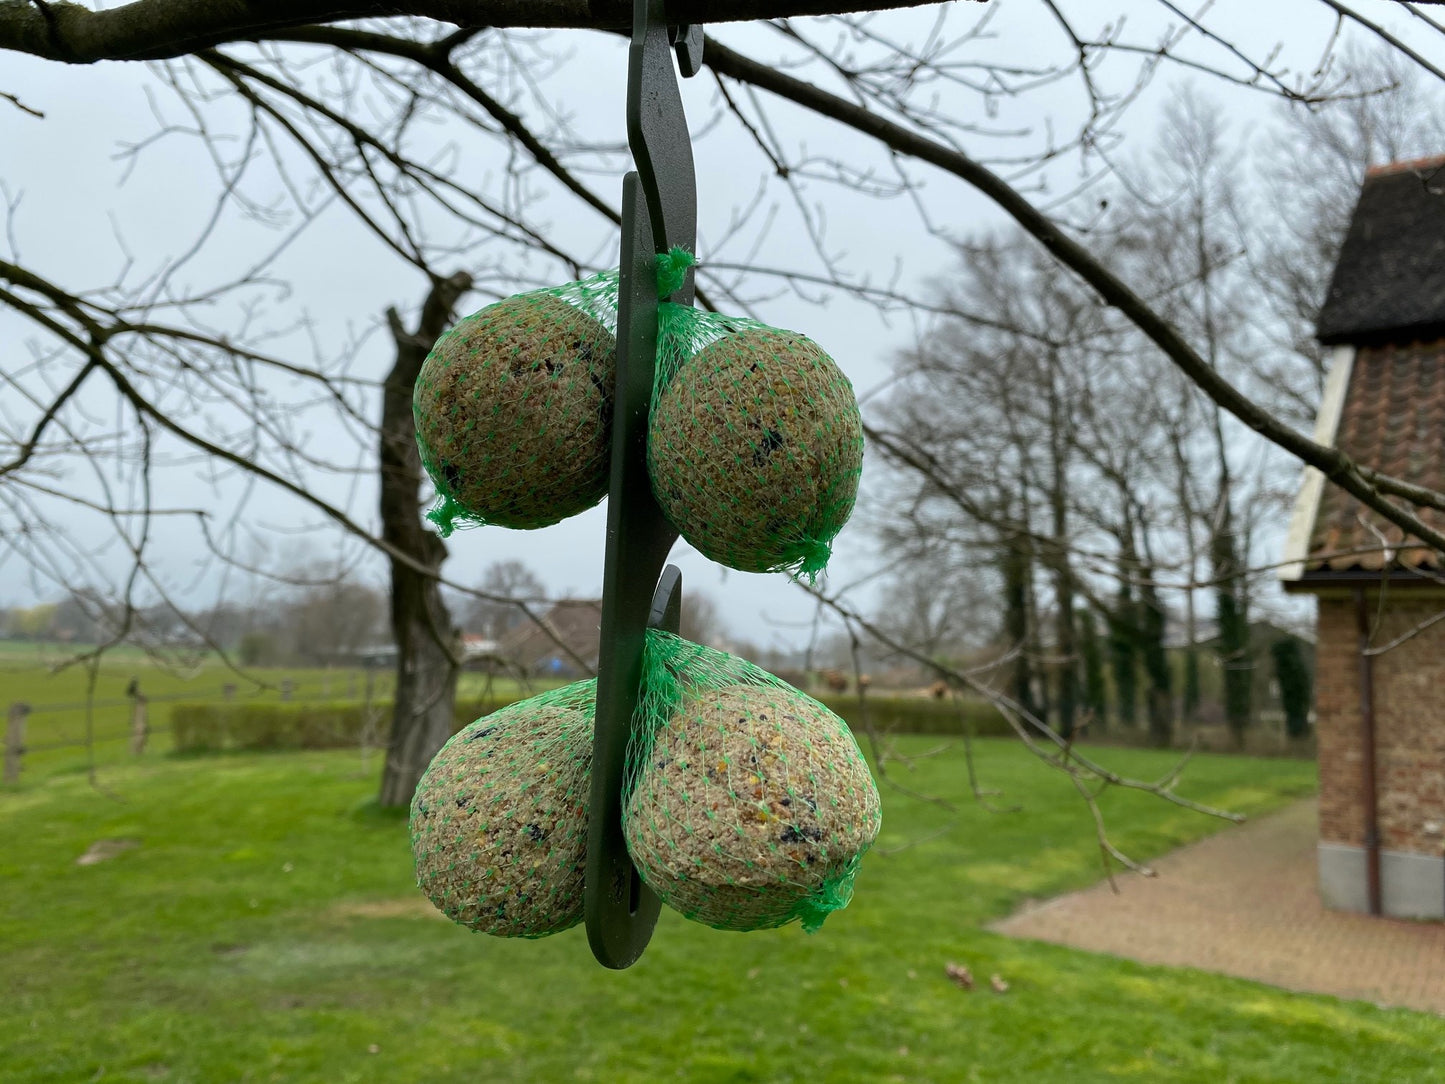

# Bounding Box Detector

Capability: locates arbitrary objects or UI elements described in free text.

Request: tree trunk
[1045,380,1078,740]
[1181,625,1201,724]
[1138,570,1173,748]
[1001,535,1040,725]
[1271,637,1312,740]
[1210,504,1252,749]
[1078,606,1108,732]
[1052,577,1079,740]
[1020,512,1051,727]
[1108,580,1137,730]
[377,271,472,809]
[1172,417,1202,726]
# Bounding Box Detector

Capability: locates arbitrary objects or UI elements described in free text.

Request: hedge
[171,691,1012,754]
[171,698,513,754]
[817,695,1013,739]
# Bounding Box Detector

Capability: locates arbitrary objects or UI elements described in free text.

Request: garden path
[991,798,1445,1015]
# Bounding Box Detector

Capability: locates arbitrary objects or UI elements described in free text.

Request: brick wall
[1316,594,1445,855]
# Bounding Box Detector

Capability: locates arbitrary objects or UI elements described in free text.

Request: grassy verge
[1,739,1439,1083]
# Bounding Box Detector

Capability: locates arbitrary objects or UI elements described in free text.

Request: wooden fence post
[359,666,379,764]
[4,703,28,784]
[130,694,149,756]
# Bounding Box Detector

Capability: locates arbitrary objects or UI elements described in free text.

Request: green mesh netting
[410,680,596,938]
[414,271,620,536]
[647,250,864,580]
[622,630,882,933]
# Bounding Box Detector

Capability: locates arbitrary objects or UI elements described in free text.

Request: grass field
[0,642,551,776]
[4,728,1443,1083]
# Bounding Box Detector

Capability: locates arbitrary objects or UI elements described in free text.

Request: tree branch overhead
[0,0,977,63]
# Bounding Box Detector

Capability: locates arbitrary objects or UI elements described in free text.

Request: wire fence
[3,671,402,784]
[0,659,575,786]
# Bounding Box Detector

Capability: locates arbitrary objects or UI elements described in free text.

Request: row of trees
[870,50,1444,745]
[0,574,388,665]
[1,554,727,673]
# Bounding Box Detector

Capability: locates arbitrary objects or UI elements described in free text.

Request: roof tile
[1308,340,1445,572]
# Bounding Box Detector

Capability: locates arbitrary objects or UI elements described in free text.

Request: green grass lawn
[3,735,1441,1083]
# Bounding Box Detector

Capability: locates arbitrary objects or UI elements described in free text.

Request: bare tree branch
[0,257,597,676]
[1,0,979,63]
[1,87,43,115]
[700,33,1445,561]
[1318,0,1445,85]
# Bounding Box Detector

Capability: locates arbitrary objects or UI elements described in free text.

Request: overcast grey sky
[3,0,1443,651]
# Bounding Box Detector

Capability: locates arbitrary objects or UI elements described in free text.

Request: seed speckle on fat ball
[623,681,881,933]
[414,286,618,535]
[648,322,863,578]
[410,683,595,938]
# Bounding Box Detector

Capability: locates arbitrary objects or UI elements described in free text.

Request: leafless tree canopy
[6,0,1445,810]
[465,560,547,640]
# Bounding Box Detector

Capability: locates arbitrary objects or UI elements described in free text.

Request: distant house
[337,616,593,678]
[347,644,397,669]
[497,599,602,678]
[1281,155,1445,920]
[458,634,503,671]
[1195,619,1316,725]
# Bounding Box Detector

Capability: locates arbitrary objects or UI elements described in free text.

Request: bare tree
[288,575,388,665]
[7,0,1445,813]
[1116,88,1261,746]
[679,590,723,646]
[871,59,1445,747]
[875,544,995,663]
[466,560,547,641]
[1252,41,1445,420]
[873,230,1166,736]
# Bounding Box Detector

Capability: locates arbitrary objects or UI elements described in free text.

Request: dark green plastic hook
[584,0,700,970]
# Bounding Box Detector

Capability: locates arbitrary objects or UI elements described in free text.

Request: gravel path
[991,799,1445,1015]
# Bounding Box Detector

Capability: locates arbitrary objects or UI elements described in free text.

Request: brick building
[1280,156,1445,919]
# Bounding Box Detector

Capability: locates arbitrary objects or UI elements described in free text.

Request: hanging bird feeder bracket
[584,0,702,970]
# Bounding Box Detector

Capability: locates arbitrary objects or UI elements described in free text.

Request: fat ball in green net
[414,271,620,535]
[622,630,881,933]
[646,273,864,579]
[410,680,595,938]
